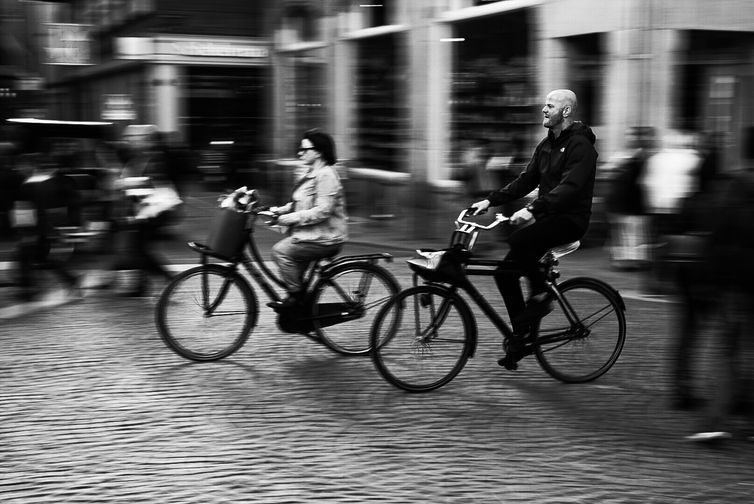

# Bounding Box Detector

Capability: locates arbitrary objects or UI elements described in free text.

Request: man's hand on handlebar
[469,199,491,216]
[510,207,535,226]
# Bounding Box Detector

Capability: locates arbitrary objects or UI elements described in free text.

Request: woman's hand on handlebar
[257,209,278,225]
[469,199,491,216]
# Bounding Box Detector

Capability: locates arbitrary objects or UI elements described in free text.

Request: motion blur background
[1,0,753,241]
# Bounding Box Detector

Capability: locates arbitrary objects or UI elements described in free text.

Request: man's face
[542,93,566,130]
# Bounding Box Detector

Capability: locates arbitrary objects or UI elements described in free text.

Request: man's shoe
[684,431,732,443]
[512,293,553,326]
[498,334,529,370]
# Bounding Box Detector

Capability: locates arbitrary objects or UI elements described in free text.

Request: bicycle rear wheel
[310,262,399,356]
[370,284,475,392]
[533,277,626,383]
[155,264,258,361]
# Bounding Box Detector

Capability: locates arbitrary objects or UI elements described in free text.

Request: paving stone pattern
[2,257,754,503]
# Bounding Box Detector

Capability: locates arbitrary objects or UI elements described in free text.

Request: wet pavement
[1,188,752,503]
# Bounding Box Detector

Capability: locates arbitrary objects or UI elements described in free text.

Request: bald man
[470,89,598,370]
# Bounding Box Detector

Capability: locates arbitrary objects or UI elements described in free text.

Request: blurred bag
[134,186,183,220]
[206,208,248,260]
[663,233,710,263]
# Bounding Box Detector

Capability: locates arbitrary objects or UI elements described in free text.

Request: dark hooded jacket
[486,121,598,230]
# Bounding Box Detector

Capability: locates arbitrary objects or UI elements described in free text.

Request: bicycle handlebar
[455,208,509,231]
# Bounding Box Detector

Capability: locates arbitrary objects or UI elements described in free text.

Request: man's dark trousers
[494,214,585,334]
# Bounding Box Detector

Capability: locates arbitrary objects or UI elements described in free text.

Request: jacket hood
[563,121,596,145]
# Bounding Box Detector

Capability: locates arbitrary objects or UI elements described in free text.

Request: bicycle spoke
[371,285,473,392]
[312,264,399,356]
[534,279,625,383]
[156,266,256,361]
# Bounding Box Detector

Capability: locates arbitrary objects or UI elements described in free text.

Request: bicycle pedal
[497,355,519,371]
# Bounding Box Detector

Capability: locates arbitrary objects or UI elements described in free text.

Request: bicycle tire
[533,277,626,383]
[310,262,400,356]
[155,264,258,361]
[370,284,476,392]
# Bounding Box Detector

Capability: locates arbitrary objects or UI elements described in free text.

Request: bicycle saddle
[548,241,580,260]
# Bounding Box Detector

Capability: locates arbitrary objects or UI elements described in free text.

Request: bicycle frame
[190,212,392,305]
[410,209,592,357]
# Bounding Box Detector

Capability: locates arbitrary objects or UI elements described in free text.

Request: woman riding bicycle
[267,130,347,308]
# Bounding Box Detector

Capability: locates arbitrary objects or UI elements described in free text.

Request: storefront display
[353,34,409,172]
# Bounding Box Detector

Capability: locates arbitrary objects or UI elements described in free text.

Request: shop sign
[171,41,269,59]
[102,94,136,121]
[45,23,92,66]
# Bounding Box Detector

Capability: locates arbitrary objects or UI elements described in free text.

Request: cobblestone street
[2,246,753,502]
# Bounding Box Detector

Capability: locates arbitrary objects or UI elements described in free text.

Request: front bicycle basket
[406,245,471,285]
[206,208,248,260]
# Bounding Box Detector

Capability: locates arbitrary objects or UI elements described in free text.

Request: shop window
[564,33,604,128]
[353,33,408,171]
[356,0,392,28]
[449,10,537,174]
[129,0,155,16]
[281,48,329,149]
[281,5,320,43]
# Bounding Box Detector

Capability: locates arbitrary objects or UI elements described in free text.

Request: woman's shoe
[267,291,304,310]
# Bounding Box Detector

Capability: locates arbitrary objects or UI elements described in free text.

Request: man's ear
[563,105,572,118]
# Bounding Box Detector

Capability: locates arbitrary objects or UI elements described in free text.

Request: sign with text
[102,94,136,121]
[46,23,92,65]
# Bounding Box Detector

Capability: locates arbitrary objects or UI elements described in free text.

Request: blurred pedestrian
[670,132,725,411]
[457,137,495,198]
[266,129,347,309]
[469,89,598,370]
[110,125,182,296]
[640,130,703,293]
[682,163,754,442]
[13,151,81,300]
[605,126,655,270]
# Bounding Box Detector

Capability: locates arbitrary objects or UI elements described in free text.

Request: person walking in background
[457,137,495,199]
[681,157,754,442]
[266,130,347,309]
[640,130,702,294]
[605,126,655,270]
[110,125,182,296]
[470,89,598,370]
[13,149,81,300]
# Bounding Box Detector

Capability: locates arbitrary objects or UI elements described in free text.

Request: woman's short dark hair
[303,129,337,165]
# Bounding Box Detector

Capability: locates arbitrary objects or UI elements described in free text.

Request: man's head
[542,89,577,136]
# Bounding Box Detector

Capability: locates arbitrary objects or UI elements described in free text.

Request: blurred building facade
[2,0,754,181]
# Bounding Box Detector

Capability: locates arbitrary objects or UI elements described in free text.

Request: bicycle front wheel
[533,277,626,383]
[370,284,475,392]
[311,262,400,356]
[155,264,258,361]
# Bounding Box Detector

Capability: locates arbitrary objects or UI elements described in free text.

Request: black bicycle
[155,190,400,361]
[370,209,626,392]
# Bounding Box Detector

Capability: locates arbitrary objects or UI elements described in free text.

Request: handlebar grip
[467,206,487,216]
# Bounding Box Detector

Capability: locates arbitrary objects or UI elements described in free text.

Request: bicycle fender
[560,276,626,312]
[320,253,393,275]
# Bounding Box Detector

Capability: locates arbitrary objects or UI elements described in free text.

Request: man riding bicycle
[470,89,598,369]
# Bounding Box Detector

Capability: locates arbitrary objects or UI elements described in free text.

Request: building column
[646,29,687,142]
[147,64,180,132]
[603,28,653,156]
[535,36,568,101]
[331,39,355,162]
